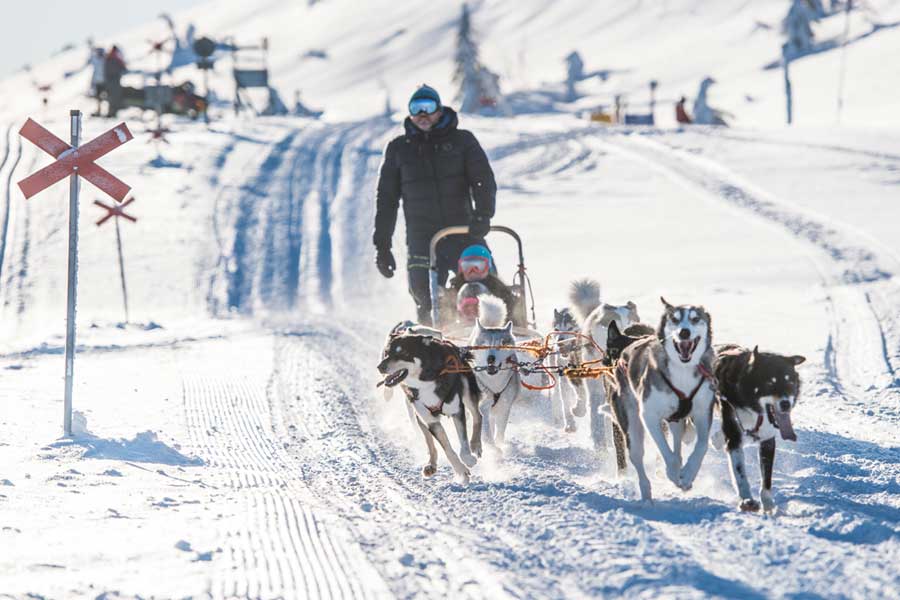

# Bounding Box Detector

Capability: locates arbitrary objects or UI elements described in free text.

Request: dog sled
[428,225,542,343]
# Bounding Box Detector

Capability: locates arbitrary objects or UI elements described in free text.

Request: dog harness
[403,385,445,416]
[661,363,716,423]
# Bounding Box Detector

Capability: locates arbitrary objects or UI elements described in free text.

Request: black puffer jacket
[373,108,497,252]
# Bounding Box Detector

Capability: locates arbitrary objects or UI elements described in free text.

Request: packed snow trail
[200,122,899,598]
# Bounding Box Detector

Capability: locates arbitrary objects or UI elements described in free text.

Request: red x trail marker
[94,197,137,226]
[17,118,133,201]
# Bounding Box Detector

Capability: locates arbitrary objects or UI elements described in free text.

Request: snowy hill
[1,1,899,598]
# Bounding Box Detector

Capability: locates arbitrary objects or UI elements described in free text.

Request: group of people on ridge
[89,45,127,117]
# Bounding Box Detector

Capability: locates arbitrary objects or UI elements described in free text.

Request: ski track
[0,125,23,297]
[597,131,900,432]
[183,367,388,600]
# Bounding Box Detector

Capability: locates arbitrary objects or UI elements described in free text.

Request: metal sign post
[94,197,137,324]
[63,110,81,436]
[17,113,133,437]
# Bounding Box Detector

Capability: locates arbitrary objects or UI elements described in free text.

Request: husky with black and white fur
[377,329,482,484]
[468,296,520,448]
[610,298,716,502]
[569,279,642,451]
[713,344,805,513]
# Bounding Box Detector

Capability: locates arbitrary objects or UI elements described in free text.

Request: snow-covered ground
[1,1,899,598]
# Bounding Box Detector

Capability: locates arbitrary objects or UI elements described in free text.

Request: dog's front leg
[588,379,609,451]
[412,408,438,477]
[452,409,477,468]
[668,420,686,471]
[678,399,713,491]
[491,388,516,447]
[561,376,578,433]
[759,437,776,512]
[641,404,680,487]
[720,404,758,511]
[463,394,482,458]
[571,377,588,419]
[428,421,471,484]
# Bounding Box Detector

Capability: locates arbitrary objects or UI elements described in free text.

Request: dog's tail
[477,294,508,328]
[569,278,601,320]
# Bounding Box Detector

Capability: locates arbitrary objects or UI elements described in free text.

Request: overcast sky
[0,1,207,77]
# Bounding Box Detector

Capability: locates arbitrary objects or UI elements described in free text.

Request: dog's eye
[689,314,700,324]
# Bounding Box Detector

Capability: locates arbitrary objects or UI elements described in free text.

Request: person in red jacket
[675,96,692,125]
[104,45,127,117]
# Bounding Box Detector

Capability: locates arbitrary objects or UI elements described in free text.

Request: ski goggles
[409,98,439,116]
[458,256,490,282]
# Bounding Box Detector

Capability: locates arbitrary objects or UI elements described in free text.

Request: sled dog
[610,298,716,502]
[570,279,641,450]
[377,329,481,483]
[548,307,584,432]
[469,296,520,447]
[713,345,805,512]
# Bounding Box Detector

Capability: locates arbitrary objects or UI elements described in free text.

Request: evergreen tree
[782,0,816,58]
[454,3,484,113]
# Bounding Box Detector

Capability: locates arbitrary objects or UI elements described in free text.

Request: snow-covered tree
[564,51,584,101]
[782,0,816,58]
[453,3,506,114]
[454,4,482,112]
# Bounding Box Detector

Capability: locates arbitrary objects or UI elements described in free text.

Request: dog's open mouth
[674,337,700,363]
[377,368,408,388]
[774,406,797,441]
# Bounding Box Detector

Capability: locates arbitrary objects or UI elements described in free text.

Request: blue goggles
[409,98,439,115]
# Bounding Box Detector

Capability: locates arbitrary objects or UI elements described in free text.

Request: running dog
[468,296,520,448]
[548,307,584,432]
[377,329,482,484]
[603,321,655,473]
[713,345,805,512]
[570,279,641,451]
[610,298,716,502]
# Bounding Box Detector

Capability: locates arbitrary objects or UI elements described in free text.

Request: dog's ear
[626,301,636,309]
[474,318,483,331]
[553,308,560,320]
[748,345,759,366]
[660,296,675,311]
[503,321,513,334]
[607,320,621,342]
[602,302,614,311]
[789,355,806,366]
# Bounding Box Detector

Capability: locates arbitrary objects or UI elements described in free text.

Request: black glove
[375,246,396,278]
[468,215,491,239]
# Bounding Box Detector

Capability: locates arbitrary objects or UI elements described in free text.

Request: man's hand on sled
[469,215,491,239]
[375,246,396,278]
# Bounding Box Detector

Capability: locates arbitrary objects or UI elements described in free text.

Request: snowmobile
[120,81,206,119]
[428,225,541,342]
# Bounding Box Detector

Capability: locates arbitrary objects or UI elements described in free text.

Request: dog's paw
[739,498,761,513]
[455,469,471,485]
[460,452,478,468]
[471,442,483,458]
[761,490,776,513]
[572,400,587,418]
[564,422,577,434]
[422,464,437,478]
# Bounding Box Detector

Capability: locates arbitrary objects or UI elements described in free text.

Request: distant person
[675,96,692,124]
[89,48,106,116]
[103,45,127,117]
[373,84,497,325]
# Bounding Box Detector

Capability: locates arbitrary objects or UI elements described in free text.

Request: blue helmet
[459,244,494,271]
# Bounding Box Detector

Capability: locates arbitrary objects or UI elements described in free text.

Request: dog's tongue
[776,409,797,441]
[677,340,694,360]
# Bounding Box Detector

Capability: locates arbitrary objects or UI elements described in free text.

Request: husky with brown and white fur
[569,279,642,451]
[609,298,716,502]
[377,327,482,484]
